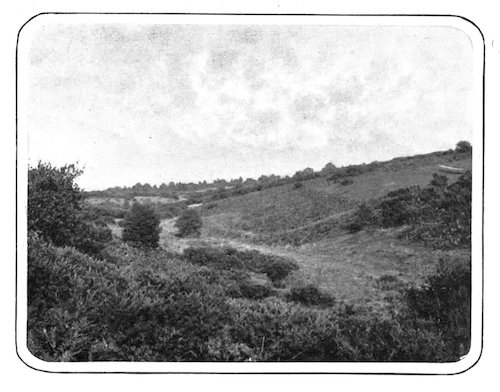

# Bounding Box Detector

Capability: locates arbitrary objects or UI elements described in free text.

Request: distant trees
[122,203,161,248]
[175,209,202,237]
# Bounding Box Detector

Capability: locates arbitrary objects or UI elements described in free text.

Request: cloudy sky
[25,22,473,190]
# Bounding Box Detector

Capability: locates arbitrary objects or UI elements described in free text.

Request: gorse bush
[175,209,203,237]
[455,140,472,153]
[344,172,472,249]
[28,233,470,362]
[404,257,471,359]
[345,202,379,233]
[122,203,161,248]
[28,162,84,247]
[183,246,299,283]
[380,186,422,227]
[287,284,336,307]
[28,162,112,257]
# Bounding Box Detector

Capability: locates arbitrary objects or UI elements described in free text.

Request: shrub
[345,202,379,233]
[340,178,354,186]
[455,140,472,153]
[380,186,421,227]
[175,209,202,237]
[122,203,161,248]
[293,181,303,189]
[71,220,113,257]
[183,246,299,284]
[287,284,335,306]
[28,162,112,256]
[263,257,299,283]
[406,171,471,249]
[28,162,84,247]
[404,257,471,359]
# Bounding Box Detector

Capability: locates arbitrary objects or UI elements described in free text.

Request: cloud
[26,23,474,189]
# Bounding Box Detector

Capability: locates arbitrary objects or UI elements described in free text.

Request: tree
[455,141,472,153]
[122,203,161,248]
[28,162,112,256]
[174,209,202,237]
[28,162,84,246]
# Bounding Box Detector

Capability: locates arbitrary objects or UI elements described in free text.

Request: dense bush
[263,257,299,283]
[406,171,471,248]
[122,203,161,248]
[380,186,421,227]
[28,162,112,257]
[287,284,335,307]
[175,209,203,237]
[345,172,471,249]
[28,162,84,247]
[183,246,299,284]
[455,140,472,153]
[340,178,354,186]
[344,203,379,233]
[293,181,303,189]
[404,257,471,359]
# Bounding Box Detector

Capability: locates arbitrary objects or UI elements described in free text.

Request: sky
[25,22,474,190]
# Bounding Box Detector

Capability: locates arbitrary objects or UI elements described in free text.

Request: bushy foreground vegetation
[27,155,472,363]
[346,171,472,249]
[28,234,470,362]
[28,162,112,257]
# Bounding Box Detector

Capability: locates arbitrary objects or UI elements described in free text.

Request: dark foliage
[122,203,161,248]
[293,181,303,189]
[287,284,336,307]
[346,171,471,249]
[345,203,379,233]
[455,140,472,153]
[404,257,471,359]
[339,178,354,186]
[28,162,84,247]
[183,246,299,284]
[380,186,422,227]
[174,209,203,237]
[28,162,112,257]
[28,234,470,362]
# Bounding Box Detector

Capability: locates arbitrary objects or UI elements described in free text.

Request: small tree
[122,203,161,248]
[28,162,84,246]
[174,209,202,237]
[28,162,112,256]
[455,141,472,153]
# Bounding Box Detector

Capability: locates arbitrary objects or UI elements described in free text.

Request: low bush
[183,246,299,283]
[262,257,299,283]
[404,257,471,359]
[380,186,421,227]
[344,202,379,233]
[287,284,335,307]
[175,209,203,237]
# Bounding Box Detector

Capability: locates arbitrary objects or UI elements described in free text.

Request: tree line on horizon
[86,141,472,199]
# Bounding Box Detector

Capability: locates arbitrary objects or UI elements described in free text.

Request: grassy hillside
[199,149,471,244]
